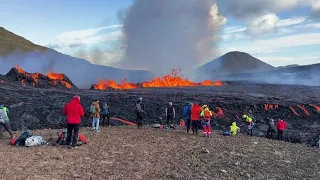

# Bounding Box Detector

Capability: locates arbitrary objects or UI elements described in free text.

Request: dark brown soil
[0,126,319,180]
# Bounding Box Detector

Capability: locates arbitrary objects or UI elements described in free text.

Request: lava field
[0,67,319,146]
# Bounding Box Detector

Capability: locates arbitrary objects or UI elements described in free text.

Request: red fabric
[204,110,211,120]
[203,125,211,135]
[191,104,200,121]
[78,133,86,143]
[276,120,286,130]
[63,96,84,124]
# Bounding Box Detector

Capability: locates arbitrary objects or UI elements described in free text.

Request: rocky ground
[0,126,319,179]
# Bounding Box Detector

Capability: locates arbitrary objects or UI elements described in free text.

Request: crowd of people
[0,96,287,148]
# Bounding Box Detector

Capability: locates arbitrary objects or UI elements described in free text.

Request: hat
[73,95,80,100]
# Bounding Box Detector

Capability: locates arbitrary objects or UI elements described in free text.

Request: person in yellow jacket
[200,105,212,137]
[230,122,240,136]
[242,114,254,136]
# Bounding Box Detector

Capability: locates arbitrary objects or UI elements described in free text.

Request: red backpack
[204,110,211,119]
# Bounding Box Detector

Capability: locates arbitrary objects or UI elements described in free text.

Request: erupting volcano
[4,65,77,89]
[92,69,224,90]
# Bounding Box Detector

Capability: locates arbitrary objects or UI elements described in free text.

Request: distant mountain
[0,27,154,88]
[277,64,300,69]
[222,63,320,86]
[195,51,275,79]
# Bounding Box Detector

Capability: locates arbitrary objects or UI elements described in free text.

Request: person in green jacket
[0,104,15,139]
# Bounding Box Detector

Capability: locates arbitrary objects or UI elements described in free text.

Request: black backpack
[14,130,33,146]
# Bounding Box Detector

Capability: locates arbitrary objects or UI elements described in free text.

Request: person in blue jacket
[183,102,192,133]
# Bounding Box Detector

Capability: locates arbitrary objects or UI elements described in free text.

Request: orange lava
[16,65,39,85]
[47,72,72,88]
[264,104,279,111]
[290,106,300,116]
[297,105,310,116]
[21,79,25,86]
[141,69,222,88]
[309,104,320,113]
[93,78,138,90]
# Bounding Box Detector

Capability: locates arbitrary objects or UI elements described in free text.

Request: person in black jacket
[135,97,145,129]
[165,102,176,126]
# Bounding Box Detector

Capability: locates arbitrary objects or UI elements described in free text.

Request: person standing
[266,118,276,139]
[183,103,192,133]
[191,103,201,134]
[90,99,101,132]
[63,96,84,147]
[135,97,145,129]
[0,104,15,139]
[165,102,176,127]
[101,103,110,126]
[242,114,254,136]
[200,105,213,137]
[276,119,287,140]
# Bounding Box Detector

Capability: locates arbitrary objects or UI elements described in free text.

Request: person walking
[276,119,287,140]
[63,96,84,147]
[191,103,201,134]
[183,103,192,133]
[101,103,110,126]
[266,118,276,139]
[165,102,176,127]
[0,104,15,139]
[90,99,101,132]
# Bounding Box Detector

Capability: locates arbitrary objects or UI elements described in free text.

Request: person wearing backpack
[0,104,15,140]
[183,103,192,133]
[63,96,84,147]
[101,103,110,126]
[200,105,213,137]
[165,102,176,127]
[90,99,101,132]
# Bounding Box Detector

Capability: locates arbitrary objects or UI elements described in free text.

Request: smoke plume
[119,0,226,75]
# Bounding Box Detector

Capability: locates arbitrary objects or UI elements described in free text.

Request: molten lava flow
[297,105,310,116]
[47,72,72,88]
[93,78,138,90]
[264,104,279,111]
[21,79,25,86]
[16,65,39,86]
[141,69,223,88]
[290,106,300,116]
[309,104,320,113]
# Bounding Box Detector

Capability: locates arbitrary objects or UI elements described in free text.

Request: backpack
[56,128,87,145]
[0,109,4,123]
[204,110,211,119]
[90,105,96,113]
[25,136,46,147]
[14,130,33,146]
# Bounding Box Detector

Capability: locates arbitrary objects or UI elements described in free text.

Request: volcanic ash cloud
[120,0,226,75]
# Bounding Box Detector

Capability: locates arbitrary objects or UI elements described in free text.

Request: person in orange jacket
[200,105,213,137]
[191,103,201,134]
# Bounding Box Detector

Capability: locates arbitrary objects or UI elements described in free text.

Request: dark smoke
[120,0,226,75]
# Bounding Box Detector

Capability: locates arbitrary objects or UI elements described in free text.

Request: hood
[193,104,199,108]
[204,107,210,111]
[0,105,3,109]
[72,96,80,104]
[231,122,237,126]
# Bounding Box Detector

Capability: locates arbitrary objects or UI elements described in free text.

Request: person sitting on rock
[63,96,84,148]
[242,114,254,136]
[200,105,212,137]
[0,104,15,140]
[90,99,101,132]
[276,119,287,141]
[266,118,276,139]
[230,122,240,136]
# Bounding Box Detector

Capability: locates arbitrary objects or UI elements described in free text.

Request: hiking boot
[71,144,76,147]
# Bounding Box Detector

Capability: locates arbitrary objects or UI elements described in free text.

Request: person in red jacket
[276,119,287,140]
[191,103,201,134]
[63,96,84,147]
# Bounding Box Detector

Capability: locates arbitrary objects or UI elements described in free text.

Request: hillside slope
[0,27,154,88]
[0,127,319,179]
[195,51,275,79]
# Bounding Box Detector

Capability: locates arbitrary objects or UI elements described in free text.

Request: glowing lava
[47,72,72,88]
[93,78,138,90]
[16,65,39,85]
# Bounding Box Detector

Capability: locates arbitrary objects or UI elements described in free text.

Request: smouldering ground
[0,126,319,180]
